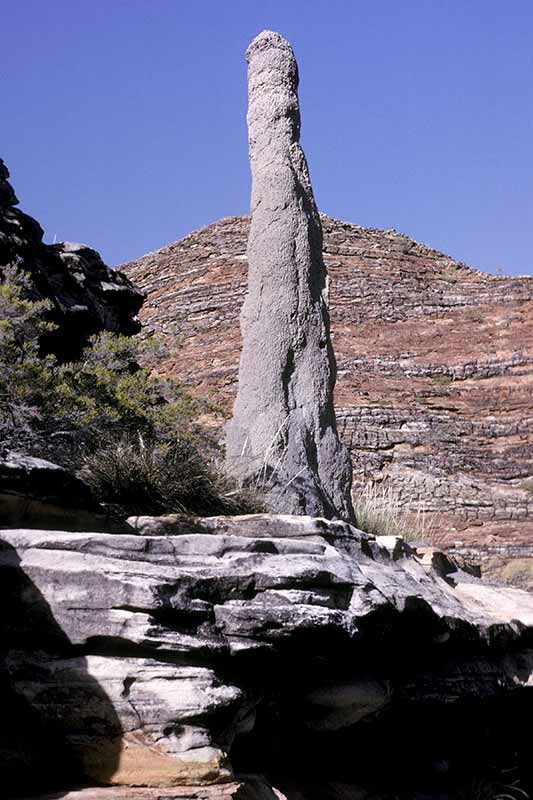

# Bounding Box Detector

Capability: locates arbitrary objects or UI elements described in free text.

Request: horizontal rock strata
[12,781,283,800]
[225,31,354,521]
[123,215,533,588]
[0,450,129,533]
[3,515,533,796]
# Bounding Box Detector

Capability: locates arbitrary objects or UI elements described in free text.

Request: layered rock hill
[0,159,143,359]
[4,513,533,798]
[123,215,533,588]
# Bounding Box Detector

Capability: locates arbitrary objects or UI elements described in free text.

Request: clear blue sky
[4,0,533,274]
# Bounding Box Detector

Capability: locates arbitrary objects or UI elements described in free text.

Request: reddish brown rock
[10,780,286,800]
[122,215,533,588]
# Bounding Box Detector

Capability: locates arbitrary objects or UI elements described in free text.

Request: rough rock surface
[3,514,533,797]
[14,782,284,800]
[0,158,144,359]
[225,32,354,522]
[0,450,131,533]
[123,215,533,588]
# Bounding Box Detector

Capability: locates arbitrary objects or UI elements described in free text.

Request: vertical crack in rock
[225,30,355,522]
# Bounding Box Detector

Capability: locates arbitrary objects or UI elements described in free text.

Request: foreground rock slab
[225,32,354,522]
[0,158,143,361]
[0,450,130,532]
[2,514,533,795]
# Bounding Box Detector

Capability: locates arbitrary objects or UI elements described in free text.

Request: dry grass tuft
[352,482,441,543]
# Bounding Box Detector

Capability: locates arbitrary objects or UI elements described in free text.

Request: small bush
[464,307,485,323]
[52,331,199,454]
[431,374,453,386]
[0,267,56,439]
[441,265,459,284]
[81,434,263,517]
[519,478,533,494]
[0,269,196,460]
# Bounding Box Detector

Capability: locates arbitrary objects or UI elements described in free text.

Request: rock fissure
[4,515,533,796]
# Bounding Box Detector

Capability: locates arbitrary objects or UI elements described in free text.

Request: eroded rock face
[0,158,144,360]
[122,215,533,589]
[225,32,354,522]
[2,515,533,796]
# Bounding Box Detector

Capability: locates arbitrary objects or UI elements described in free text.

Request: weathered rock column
[225,31,354,522]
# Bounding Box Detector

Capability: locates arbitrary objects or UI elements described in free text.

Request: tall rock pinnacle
[225,31,355,521]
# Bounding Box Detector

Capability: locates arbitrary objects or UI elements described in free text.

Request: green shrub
[519,478,533,494]
[0,267,56,439]
[441,265,459,284]
[464,307,485,323]
[0,269,193,456]
[52,331,199,452]
[431,373,453,386]
[80,433,260,517]
[0,268,255,517]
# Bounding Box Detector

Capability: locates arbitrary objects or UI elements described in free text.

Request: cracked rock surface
[3,514,533,796]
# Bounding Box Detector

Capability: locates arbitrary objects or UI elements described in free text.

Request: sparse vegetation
[499,558,533,587]
[0,267,256,517]
[352,481,440,542]
[464,307,485,323]
[441,265,460,284]
[80,433,261,517]
[0,266,57,439]
[457,764,530,800]
[432,373,454,386]
[0,270,195,462]
[519,478,533,494]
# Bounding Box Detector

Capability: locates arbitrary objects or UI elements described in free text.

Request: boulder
[2,514,533,796]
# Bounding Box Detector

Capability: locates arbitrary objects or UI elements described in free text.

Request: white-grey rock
[3,515,533,793]
[225,31,354,523]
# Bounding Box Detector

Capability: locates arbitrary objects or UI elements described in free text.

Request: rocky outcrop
[0,158,144,360]
[3,514,533,797]
[225,33,353,523]
[0,450,131,533]
[122,215,533,589]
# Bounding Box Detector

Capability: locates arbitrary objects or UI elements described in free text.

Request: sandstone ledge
[2,514,533,796]
[122,214,533,588]
[16,779,283,800]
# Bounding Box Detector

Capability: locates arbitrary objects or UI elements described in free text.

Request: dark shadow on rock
[0,538,121,796]
[231,668,533,799]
